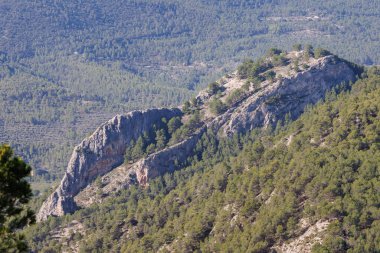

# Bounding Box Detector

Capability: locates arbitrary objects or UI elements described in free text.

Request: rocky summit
[37,51,359,221]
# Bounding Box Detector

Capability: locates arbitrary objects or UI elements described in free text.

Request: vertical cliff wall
[37,108,182,221]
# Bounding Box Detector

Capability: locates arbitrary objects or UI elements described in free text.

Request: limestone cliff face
[38,53,359,220]
[37,108,182,221]
[132,129,206,187]
[126,55,357,191]
[214,55,356,135]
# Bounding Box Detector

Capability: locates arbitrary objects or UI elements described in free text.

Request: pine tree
[182,101,191,114]
[124,140,135,163]
[132,137,145,161]
[155,129,168,150]
[209,98,227,115]
[167,117,182,135]
[0,145,35,252]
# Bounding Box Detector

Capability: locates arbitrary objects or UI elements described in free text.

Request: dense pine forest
[0,1,379,251]
[0,0,379,194]
[23,67,380,252]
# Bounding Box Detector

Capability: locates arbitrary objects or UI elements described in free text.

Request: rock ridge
[37,108,182,221]
[38,53,359,220]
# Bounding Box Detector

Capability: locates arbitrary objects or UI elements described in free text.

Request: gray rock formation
[215,55,357,135]
[37,108,182,221]
[73,129,207,207]
[38,53,359,220]
[128,55,357,189]
[132,129,206,187]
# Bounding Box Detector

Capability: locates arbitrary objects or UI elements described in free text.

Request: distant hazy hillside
[1,0,379,65]
[0,0,379,190]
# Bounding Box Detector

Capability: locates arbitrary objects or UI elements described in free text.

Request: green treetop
[0,145,35,252]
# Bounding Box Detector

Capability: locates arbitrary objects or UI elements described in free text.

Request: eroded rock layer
[37,108,182,221]
[38,54,359,220]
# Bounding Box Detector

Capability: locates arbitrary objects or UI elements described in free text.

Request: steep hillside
[37,49,360,221]
[1,0,379,190]
[25,65,380,253]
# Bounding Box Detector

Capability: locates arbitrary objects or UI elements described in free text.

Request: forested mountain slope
[36,49,361,222]
[23,50,380,252]
[0,0,379,191]
[1,0,379,65]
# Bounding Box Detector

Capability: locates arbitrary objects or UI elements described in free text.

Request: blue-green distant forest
[0,0,379,190]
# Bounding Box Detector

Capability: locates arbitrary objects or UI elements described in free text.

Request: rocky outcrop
[127,55,357,192]
[73,129,207,208]
[214,55,357,135]
[37,108,182,221]
[273,219,331,253]
[38,53,359,220]
[132,129,206,187]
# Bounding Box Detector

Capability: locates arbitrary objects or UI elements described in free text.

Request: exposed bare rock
[50,220,86,253]
[38,53,359,219]
[132,129,206,187]
[37,108,182,221]
[273,219,331,253]
[74,164,134,208]
[215,55,356,135]
[74,129,206,207]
